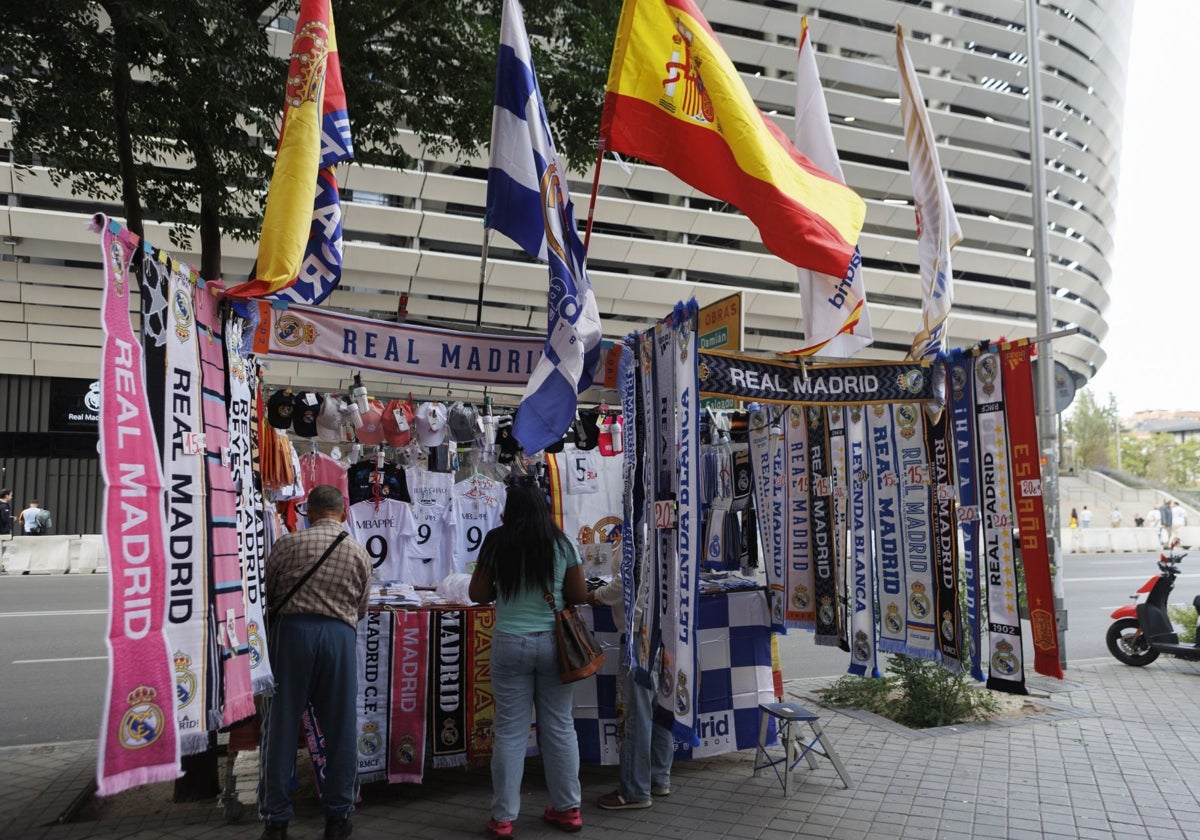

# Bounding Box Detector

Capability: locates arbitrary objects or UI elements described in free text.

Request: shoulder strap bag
[542,585,606,683]
[272,531,349,617]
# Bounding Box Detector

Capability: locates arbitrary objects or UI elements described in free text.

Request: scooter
[1106,542,1200,666]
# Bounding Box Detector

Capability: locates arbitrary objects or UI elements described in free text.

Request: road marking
[13,656,107,664]
[0,609,107,618]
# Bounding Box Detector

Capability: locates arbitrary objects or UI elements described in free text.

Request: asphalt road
[1,550,1193,747]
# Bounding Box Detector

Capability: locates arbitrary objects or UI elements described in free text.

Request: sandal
[543,806,583,832]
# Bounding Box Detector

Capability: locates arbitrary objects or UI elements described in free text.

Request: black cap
[292,391,320,438]
[266,389,295,430]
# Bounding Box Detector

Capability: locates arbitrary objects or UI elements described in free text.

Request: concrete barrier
[1110,528,1138,552]
[1134,529,1163,552]
[4,536,72,573]
[1175,526,1200,550]
[1078,529,1113,554]
[70,535,107,573]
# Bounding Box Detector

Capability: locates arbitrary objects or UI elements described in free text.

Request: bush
[1168,605,1198,643]
[819,655,1000,729]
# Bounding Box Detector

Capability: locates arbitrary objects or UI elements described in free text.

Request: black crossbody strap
[274,531,349,615]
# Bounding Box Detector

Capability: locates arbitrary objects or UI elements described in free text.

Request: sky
[1082,0,1200,415]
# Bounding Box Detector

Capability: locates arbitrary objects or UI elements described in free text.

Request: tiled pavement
[4,659,1199,840]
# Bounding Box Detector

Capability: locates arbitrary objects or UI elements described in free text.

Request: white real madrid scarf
[747,405,785,634]
[868,404,907,654]
[782,406,813,629]
[895,402,937,659]
[826,407,851,648]
[846,406,879,677]
[355,610,394,783]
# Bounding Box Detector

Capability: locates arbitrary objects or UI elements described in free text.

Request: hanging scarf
[948,350,984,680]
[973,350,1027,695]
[827,407,851,649]
[1001,343,1063,679]
[868,404,906,654]
[96,217,180,795]
[467,606,496,767]
[924,406,963,672]
[806,407,838,646]
[355,610,394,783]
[389,609,430,783]
[782,406,813,629]
[429,609,468,767]
[896,402,936,659]
[747,405,783,634]
[617,338,641,669]
[846,406,879,677]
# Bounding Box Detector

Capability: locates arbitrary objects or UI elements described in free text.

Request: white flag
[790,17,873,358]
[896,24,962,362]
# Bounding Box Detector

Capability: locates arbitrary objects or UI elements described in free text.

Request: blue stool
[753,702,851,794]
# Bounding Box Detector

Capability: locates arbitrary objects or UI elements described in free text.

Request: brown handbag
[542,588,606,683]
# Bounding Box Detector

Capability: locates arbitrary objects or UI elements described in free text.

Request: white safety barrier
[9,536,72,573]
[70,535,107,573]
[1175,526,1200,550]
[1077,529,1113,554]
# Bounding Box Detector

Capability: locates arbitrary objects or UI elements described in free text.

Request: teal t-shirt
[494,540,581,635]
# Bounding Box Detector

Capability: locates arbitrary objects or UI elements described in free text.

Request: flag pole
[582,139,606,252]
[475,228,491,330]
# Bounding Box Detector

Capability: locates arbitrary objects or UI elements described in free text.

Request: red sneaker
[542,806,583,833]
[487,818,514,839]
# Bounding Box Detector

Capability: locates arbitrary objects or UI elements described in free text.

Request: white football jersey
[346,498,417,581]
[450,476,506,574]
[402,468,454,585]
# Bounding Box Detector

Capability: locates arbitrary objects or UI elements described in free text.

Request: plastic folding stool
[753,702,851,794]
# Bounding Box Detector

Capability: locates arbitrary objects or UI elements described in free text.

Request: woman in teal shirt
[469,483,590,839]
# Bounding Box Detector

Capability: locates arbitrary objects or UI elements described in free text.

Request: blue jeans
[258,614,358,824]
[490,631,581,821]
[618,661,674,801]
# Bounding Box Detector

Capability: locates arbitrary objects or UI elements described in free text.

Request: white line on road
[1064,575,1191,583]
[0,609,107,618]
[12,656,107,664]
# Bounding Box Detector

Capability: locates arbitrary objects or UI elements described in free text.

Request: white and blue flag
[486,0,603,454]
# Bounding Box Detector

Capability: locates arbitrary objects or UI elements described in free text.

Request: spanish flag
[226,0,339,299]
[600,0,866,279]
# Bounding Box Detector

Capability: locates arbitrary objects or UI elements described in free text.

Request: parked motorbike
[1106,542,1200,666]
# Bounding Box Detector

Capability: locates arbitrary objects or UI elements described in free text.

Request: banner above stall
[250,300,545,386]
[698,350,935,405]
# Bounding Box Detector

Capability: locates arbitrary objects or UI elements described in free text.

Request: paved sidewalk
[4,659,1199,840]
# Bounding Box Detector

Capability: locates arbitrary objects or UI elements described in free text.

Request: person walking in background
[1147,506,1161,535]
[259,485,371,840]
[1080,506,1093,528]
[1110,508,1123,528]
[1069,507,1078,529]
[469,483,590,840]
[1173,502,1187,531]
[19,500,44,535]
[1161,501,1174,544]
[590,552,674,811]
[0,489,12,536]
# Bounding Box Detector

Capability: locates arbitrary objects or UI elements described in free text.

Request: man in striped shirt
[259,485,371,840]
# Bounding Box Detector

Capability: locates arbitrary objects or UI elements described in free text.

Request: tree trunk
[105,1,143,238]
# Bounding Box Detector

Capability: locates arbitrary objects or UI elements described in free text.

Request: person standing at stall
[469,482,590,839]
[258,485,371,840]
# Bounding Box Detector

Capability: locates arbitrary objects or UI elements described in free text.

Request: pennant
[601,0,865,278]
[868,404,907,654]
[488,0,603,454]
[227,0,353,301]
[973,350,1027,695]
[1001,343,1063,679]
[948,349,984,680]
[846,405,880,677]
[96,218,181,795]
[896,25,962,362]
[787,18,872,356]
[389,610,430,784]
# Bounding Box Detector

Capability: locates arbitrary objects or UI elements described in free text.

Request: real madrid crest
[884,603,903,635]
[173,651,197,709]
[275,313,318,347]
[119,685,166,750]
[896,404,919,439]
[991,639,1019,675]
[977,353,999,397]
[909,582,931,619]
[358,722,382,756]
[675,671,690,716]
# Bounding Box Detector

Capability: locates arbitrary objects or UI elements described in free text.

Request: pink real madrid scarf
[389,609,430,783]
[96,217,181,795]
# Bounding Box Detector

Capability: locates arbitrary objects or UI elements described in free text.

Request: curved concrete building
[0,0,1131,401]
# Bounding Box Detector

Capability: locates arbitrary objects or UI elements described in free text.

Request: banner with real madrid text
[698,351,934,405]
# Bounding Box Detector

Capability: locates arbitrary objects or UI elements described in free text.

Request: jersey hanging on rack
[402,467,454,586]
[347,498,418,580]
[449,476,506,574]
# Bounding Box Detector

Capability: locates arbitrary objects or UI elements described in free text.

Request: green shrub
[1168,605,1198,643]
[819,655,999,729]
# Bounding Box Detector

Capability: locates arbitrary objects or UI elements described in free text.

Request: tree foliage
[1064,388,1116,470]
[0,0,620,279]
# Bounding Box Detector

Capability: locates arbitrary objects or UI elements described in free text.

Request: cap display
[381,399,414,447]
[266,389,295,430]
[414,402,448,447]
[316,394,350,442]
[496,413,520,460]
[447,401,481,444]
[292,391,320,438]
[356,399,386,445]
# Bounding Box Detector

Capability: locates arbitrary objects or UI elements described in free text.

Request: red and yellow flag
[600,0,866,279]
[226,0,335,299]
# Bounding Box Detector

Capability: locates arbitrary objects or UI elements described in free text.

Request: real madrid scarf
[748,405,785,635]
[355,610,394,783]
[826,407,851,649]
[973,350,1027,695]
[635,330,660,686]
[617,339,643,671]
[782,406,813,629]
[467,606,496,767]
[1001,342,1063,679]
[846,406,880,677]
[96,217,180,795]
[806,406,839,646]
[150,256,211,756]
[226,314,273,696]
[195,282,256,726]
[389,609,430,783]
[895,402,937,659]
[924,407,963,672]
[301,706,329,798]
[948,349,984,680]
[429,609,468,767]
[868,405,907,654]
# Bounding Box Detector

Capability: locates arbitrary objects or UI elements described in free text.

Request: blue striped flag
[486,0,603,454]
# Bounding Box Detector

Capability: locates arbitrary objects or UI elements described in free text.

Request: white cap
[414,402,448,447]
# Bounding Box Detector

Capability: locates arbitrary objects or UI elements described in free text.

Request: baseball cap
[266,388,295,430]
[496,413,520,459]
[414,402,448,447]
[356,399,386,445]
[317,394,350,442]
[292,391,320,438]
[381,399,414,447]
[447,401,481,444]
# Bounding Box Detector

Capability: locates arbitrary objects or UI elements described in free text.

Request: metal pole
[1024,0,1067,669]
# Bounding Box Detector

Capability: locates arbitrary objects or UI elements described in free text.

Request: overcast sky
[1082,0,1200,416]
